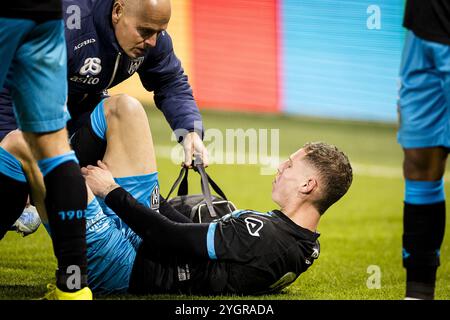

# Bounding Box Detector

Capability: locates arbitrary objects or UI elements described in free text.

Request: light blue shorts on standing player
[0,18,70,133]
[398,31,450,149]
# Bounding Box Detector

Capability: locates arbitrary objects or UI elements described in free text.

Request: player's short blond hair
[303,142,353,214]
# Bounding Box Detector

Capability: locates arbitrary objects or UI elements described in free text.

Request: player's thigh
[8,19,70,134]
[0,18,35,88]
[398,32,450,149]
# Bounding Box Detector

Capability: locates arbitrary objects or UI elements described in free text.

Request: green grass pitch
[1,107,449,300]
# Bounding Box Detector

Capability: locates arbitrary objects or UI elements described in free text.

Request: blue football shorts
[0,18,70,133]
[85,172,159,294]
[397,31,450,149]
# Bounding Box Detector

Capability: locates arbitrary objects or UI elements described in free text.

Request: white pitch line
[154,145,450,182]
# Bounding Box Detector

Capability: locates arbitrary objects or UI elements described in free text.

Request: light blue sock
[405,179,445,205]
[37,151,79,177]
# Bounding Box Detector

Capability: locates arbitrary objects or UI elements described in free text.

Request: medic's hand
[182,131,209,168]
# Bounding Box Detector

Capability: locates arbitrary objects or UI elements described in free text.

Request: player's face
[272,149,310,206]
[113,1,170,58]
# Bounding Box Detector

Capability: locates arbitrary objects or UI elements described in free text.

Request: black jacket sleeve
[105,187,209,259]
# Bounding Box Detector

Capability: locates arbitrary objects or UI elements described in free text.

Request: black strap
[166,167,187,199]
[192,155,228,200]
[194,165,228,200]
[178,167,188,196]
[166,164,229,218]
[203,172,227,200]
[195,164,217,217]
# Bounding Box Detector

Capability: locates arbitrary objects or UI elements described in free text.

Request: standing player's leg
[398,31,449,300]
[4,19,91,298]
[1,95,160,294]
[0,19,34,240]
[0,131,134,295]
[402,148,447,300]
[2,93,159,238]
[38,185,140,296]
[1,91,159,226]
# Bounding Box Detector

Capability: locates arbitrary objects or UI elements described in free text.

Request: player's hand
[81,160,119,199]
[182,131,209,168]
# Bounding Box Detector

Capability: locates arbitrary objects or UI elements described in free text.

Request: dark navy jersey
[404,0,450,45]
[129,209,320,295]
[0,0,202,139]
[2,1,62,22]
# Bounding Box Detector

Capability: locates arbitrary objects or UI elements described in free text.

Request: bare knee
[403,148,448,180]
[0,130,34,163]
[104,94,147,122]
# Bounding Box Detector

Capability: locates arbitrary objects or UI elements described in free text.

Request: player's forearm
[104,187,168,237]
[105,187,210,259]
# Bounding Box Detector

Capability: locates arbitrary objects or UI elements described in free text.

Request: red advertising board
[192,0,280,113]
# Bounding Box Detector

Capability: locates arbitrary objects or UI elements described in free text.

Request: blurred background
[112,0,404,122]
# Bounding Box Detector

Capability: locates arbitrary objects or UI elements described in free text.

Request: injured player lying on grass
[77,143,352,296]
[0,126,352,296]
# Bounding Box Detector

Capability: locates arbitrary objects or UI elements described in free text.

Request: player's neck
[281,202,320,232]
